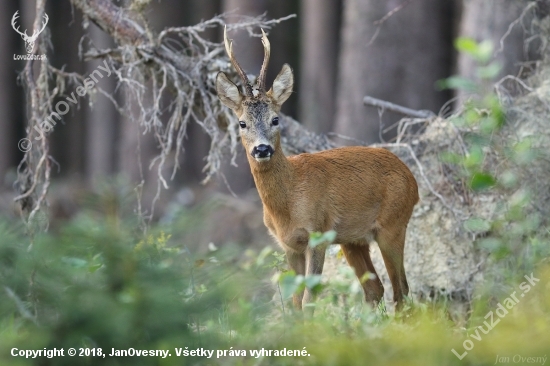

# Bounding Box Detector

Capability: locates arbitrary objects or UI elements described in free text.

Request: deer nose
[252,144,274,159]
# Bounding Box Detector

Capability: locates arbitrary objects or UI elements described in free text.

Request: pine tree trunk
[298,0,341,133]
[0,1,18,182]
[85,24,118,185]
[334,0,454,144]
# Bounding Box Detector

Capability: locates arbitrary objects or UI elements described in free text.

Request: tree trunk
[0,0,18,184]
[334,0,454,144]
[298,0,341,133]
[85,24,118,185]
[457,0,532,86]
[48,0,86,178]
[180,0,220,185]
[266,1,300,118]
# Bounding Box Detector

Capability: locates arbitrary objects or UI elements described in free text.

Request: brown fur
[249,145,418,309]
[216,31,418,311]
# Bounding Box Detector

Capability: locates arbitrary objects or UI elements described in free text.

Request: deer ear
[216,72,243,111]
[268,64,293,106]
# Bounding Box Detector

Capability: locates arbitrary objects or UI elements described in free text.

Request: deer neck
[248,146,293,215]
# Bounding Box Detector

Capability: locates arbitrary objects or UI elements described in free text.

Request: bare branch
[363,95,436,119]
[367,0,414,46]
[373,0,414,26]
[15,0,53,237]
[496,2,537,56]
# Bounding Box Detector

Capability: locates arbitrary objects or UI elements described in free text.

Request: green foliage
[278,271,323,301]
[308,230,336,248]
[439,38,549,297]
[0,204,549,366]
[0,214,227,366]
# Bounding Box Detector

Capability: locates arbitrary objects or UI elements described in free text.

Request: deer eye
[239,121,247,128]
[272,117,279,126]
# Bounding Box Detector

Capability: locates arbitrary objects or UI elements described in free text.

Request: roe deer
[216,27,419,311]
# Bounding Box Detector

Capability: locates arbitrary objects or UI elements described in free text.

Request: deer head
[12,11,49,54]
[216,27,293,163]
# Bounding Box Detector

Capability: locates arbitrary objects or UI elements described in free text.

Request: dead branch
[65,0,301,221]
[373,0,414,26]
[496,2,537,56]
[15,0,53,237]
[367,0,414,46]
[363,95,436,119]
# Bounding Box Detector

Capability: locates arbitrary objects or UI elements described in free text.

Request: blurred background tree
[0,0,540,223]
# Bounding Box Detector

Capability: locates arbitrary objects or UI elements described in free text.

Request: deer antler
[257,29,270,94]
[224,26,253,97]
[11,11,28,38]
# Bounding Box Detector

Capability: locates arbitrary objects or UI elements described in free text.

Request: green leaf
[476,62,502,79]
[485,94,505,127]
[499,170,518,188]
[464,109,481,125]
[440,152,461,165]
[477,238,502,252]
[509,189,531,208]
[359,272,376,283]
[256,246,273,267]
[88,263,103,273]
[464,218,491,233]
[454,38,494,63]
[465,133,490,147]
[309,230,337,248]
[470,172,496,191]
[479,116,500,134]
[454,37,478,55]
[463,146,484,169]
[475,40,494,63]
[304,275,322,290]
[513,138,536,164]
[62,257,88,268]
[436,76,477,92]
[279,271,305,299]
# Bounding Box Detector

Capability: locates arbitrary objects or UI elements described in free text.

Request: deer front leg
[303,245,326,314]
[285,250,305,309]
[280,228,309,310]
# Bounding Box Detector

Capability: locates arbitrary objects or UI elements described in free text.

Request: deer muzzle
[251,144,274,161]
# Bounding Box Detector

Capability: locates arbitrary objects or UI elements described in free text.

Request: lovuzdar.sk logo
[12,10,48,60]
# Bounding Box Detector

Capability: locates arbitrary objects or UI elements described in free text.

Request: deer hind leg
[341,243,384,307]
[375,228,409,310]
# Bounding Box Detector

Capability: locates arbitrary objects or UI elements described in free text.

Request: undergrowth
[0,197,548,366]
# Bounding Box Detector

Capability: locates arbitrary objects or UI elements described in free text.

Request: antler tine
[224,26,253,97]
[11,11,28,37]
[257,29,270,94]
